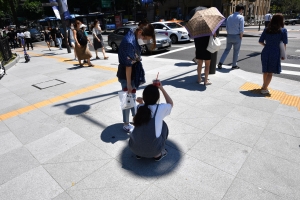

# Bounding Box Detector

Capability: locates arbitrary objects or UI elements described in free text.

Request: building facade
[144,0,271,22]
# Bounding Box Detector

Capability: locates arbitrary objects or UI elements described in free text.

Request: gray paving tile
[0,95,27,110]
[0,166,63,200]
[0,147,40,185]
[237,150,300,199]
[136,185,176,200]
[0,131,23,155]
[45,141,111,164]
[167,132,206,153]
[154,155,234,200]
[238,97,280,113]
[176,115,223,132]
[223,178,284,200]
[266,114,300,138]
[13,117,63,144]
[52,192,72,200]
[255,129,300,164]
[274,104,300,120]
[25,127,85,163]
[0,121,10,135]
[67,160,151,199]
[19,90,56,104]
[187,133,252,176]
[210,118,264,147]
[44,159,111,190]
[226,106,273,127]
[166,119,205,135]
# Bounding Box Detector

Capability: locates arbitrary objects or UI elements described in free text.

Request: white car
[151,22,190,44]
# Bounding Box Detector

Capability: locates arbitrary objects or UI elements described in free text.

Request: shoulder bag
[206,35,221,53]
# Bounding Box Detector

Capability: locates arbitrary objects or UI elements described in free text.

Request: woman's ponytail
[133,104,152,127]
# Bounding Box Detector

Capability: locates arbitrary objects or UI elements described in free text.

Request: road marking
[149,38,226,58]
[296,50,300,52]
[281,63,300,68]
[240,82,300,111]
[0,77,118,121]
[281,70,300,76]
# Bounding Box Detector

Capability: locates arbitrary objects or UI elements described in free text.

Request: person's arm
[259,29,266,47]
[240,16,244,39]
[126,67,132,93]
[158,82,173,107]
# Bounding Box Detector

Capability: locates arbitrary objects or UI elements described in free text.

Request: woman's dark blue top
[259,28,288,74]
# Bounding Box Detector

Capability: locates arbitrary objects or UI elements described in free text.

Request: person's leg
[219,35,233,64]
[30,39,33,50]
[232,35,242,67]
[197,59,203,83]
[262,73,273,90]
[26,38,29,50]
[102,47,108,59]
[204,60,211,85]
[59,38,62,49]
[95,49,99,58]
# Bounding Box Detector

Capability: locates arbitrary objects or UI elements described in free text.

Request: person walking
[67,23,77,60]
[264,11,272,28]
[7,29,16,49]
[17,30,25,48]
[81,24,91,64]
[92,19,108,60]
[73,20,93,67]
[24,29,33,50]
[55,27,64,50]
[117,21,156,133]
[129,83,173,161]
[259,14,287,95]
[194,33,216,86]
[44,28,52,51]
[218,4,245,70]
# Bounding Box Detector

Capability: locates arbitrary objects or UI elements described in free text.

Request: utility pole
[57,0,71,53]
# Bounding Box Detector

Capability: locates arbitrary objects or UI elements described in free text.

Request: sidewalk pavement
[0,45,300,200]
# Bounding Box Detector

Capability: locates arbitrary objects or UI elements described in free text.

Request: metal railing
[0,38,13,62]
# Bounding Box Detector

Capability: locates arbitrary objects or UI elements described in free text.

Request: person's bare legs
[102,47,108,59]
[78,59,82,66]
[262,73,273,90]
[71,44,77,59]
[87,58,93,66]
[197,59,203,83]
[204,60,211,85]
[95,49,99,58]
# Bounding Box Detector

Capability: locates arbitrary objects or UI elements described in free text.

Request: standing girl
[73,20,93,67]
[117,21,156,132]
[55,27,64,50]
[92,19,108,59]
[259,14,288,94]
[67,23,77,60]
[44,28,52,51]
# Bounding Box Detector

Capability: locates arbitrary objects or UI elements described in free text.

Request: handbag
[118,91,136,110]
[76,30,87,46]
[279,41,286,60]
[206,35,221,53]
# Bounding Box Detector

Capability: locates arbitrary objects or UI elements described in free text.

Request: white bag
[279,41,286,60]
[118,91,136,110]
[206,36,221,53]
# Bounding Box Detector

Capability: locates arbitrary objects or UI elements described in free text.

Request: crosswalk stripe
[296,50,300,52]
[281,70,300,76]
[281,63,300,68]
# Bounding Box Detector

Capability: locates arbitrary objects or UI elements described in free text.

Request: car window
[154,24,165,29]
[165,23,182,29]
[30,29,39,34]
[116,28,126,35]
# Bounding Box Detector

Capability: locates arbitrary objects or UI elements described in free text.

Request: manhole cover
[32,79,65,90]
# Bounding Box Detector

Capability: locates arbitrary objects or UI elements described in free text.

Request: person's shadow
[101,124,182,177]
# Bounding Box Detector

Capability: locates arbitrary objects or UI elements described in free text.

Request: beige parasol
[185,7,225,38]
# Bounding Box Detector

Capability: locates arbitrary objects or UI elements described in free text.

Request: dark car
[29,28,43,42]
[285,16,300,25]
[107,26,172,54]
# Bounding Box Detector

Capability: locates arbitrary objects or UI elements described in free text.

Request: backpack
[76,30,87,46]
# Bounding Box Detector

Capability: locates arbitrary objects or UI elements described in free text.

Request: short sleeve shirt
[117,29,142,80]
[138,103,172,138]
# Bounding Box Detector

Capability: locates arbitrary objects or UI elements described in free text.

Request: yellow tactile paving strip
[0,50,119,121]
[240,82,300,111]
[0,77,118,121]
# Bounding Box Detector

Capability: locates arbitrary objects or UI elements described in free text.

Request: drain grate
[32,79,66,90]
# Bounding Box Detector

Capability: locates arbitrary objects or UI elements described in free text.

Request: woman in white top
[68,23,77,60]
[129,82,173,161]
[92,19,108,59]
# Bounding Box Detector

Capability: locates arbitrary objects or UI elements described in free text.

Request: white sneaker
[261,89,270,94]
[123,123,134,133]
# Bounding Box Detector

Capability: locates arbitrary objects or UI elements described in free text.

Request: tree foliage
[21,0,44,20]
[271,0,300,14]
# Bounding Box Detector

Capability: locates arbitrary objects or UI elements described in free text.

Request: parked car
[285,15,300,25]
[151,22,190,44]
[166,19,186,26]
[29,28,43,42]
[107,26,172,54]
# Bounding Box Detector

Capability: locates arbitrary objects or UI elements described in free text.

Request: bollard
[258,21,261,31]
[209,51,217,74]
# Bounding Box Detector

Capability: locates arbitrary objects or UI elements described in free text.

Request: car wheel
[292,21,296,25]
[141,45,148,54]
[111,42,118,52]
[170,34,178,44]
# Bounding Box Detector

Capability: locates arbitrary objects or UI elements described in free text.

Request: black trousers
[25,38,33,50]
[265,21,270,28]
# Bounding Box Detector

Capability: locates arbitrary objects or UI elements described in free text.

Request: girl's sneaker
[261,89,270,94]
[123,123,134,133]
